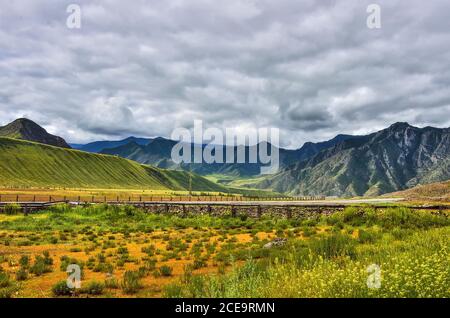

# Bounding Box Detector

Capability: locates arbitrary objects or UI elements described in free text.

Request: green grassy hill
[0,137,228,192]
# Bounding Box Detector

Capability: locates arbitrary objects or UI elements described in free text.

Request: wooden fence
[0,194,326,203]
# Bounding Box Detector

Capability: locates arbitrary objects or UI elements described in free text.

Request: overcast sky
[0,0,449,148]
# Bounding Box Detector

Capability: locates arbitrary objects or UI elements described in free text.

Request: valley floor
[0,204,449,298]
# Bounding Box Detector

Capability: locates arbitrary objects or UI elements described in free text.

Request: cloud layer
[0,0,449,147]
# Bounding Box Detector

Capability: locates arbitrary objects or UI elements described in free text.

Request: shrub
[159,265,173,277]
[59,256,85,278]
[302,227,316,237]
[141,245,155,256]
[49,203,71,213]
[0,272,11,288]
[29,255,53,276]
[52,280,75,296]
[193,258,207,270]
[4,204,21,215]
[104,277,119,289]
[42,251,53,265]
[144,259,157,271]
[120,271,143,294]
[357,229,380,244]
[117,247,129,255]
[15,268,28,281]
[83,281,104,295]
[0,285,20,298]
[310,233,356,259]
[19,255,30,269]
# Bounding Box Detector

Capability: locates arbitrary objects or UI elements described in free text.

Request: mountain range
[75,133,360,177]
[253,123,450,197]
[1,118,449,197]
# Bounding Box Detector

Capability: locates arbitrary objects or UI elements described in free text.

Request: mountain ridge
[254,122,450,197]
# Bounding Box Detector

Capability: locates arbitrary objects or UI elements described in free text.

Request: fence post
[231,205,237,217]
[49,195,52,202]
[165,204,169,214]
[16,195,19,202]
[257,205,262,218]
[286,206,292,219]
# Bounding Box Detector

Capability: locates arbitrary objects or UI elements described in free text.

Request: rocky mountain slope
[255,123,450,197]
[0,118,71,148]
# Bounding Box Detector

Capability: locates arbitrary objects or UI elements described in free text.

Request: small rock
[263,238,287,249]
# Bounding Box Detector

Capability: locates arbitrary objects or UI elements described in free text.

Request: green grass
[0,204,448,298]
[204,174,285,197]
[0,137,227,192]
[163,207,450,298]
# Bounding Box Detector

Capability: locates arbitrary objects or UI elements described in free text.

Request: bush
[141,245,155,256]
[49,203,71,213]
[121,271,143,294]
[0,285,20,298]
[15,268,28,281]
[193,258,207,270]
[29,255,53,276]
[19,256,30,269]
[310,233,356,259]
[3,204,21,215]
[0,272,11,288]
[52,280,75,296]
[104,277,119,289]
[357,229,380,244]
[159,265,173,277]
[83,281,104,295]
[378,207,448,229]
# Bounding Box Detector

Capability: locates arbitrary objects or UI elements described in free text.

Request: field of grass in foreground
[0,204,448,298]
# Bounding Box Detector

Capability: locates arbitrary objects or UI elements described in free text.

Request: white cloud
[0,0,449,146]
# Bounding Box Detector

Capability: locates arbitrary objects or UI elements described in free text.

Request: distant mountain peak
[388,122,413,130]
[0,118,71,148]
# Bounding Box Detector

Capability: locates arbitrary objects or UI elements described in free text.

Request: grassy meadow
[0,204,448,298]
[0,137,226,192]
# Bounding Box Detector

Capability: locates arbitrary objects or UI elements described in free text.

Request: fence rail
[0,194,326,203]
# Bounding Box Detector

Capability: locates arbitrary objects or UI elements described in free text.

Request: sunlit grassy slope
[0,137,228,192]
[384,179,450,203]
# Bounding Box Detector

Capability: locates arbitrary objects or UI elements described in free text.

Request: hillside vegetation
[0,137,227,192]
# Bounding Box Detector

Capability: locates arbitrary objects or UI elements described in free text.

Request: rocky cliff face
[256,123,450,197]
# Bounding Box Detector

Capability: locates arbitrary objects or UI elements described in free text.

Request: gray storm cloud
[0,0,449,147]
